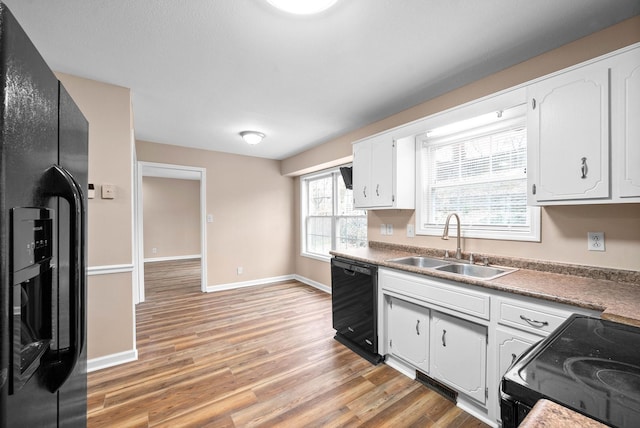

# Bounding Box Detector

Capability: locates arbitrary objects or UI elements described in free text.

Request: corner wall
[57,73,135,362]
[136,140,295,286]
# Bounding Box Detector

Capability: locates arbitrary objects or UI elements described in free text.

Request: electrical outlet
[406,224,415,238]
[237,266,243,275]
[380,224,387,235]
[588,232,605,251]
[152,247,157,254]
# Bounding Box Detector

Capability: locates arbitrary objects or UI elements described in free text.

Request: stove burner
[565,357,640,406]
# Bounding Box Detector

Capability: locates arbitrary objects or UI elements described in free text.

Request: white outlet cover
[407,224,415,238]
[380,224,387,235]
[588,232,605,251]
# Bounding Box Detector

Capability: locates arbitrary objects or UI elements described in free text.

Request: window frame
[415,88,541,242]
[300,165,367,261]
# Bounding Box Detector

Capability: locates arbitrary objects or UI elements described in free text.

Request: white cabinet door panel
[430,311,487,403]
[613,49,640,198]
[528,62,609,202]
[387,296,430,372]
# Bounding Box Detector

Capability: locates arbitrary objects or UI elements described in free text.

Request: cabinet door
[387,296,429,372]
[370,137,394,206]
[527,61,610,202]
[612,48,640,198]
[495,327,537,380]
[430,311,487,403]
[352,141,371,208]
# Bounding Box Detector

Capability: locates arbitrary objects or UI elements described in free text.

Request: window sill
[301,252,331,263]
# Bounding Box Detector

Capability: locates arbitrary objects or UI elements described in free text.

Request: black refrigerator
[0,3,88,427]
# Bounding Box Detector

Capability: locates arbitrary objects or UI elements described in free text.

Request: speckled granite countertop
[519,399,607,428]
[330,241,640,327]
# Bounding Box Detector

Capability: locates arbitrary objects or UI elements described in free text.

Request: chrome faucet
[442,213,462,260]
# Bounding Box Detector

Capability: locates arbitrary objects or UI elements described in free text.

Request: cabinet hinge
[389,339,393,348]
[392,195,395,202]
[486,332,489,345]
[392,139,396,148]
[485,387,489,399]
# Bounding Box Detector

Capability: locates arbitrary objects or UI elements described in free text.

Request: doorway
[135,161,207,303]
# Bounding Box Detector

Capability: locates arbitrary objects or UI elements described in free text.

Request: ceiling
[4,1,640,160]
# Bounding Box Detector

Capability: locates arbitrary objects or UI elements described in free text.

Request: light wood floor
[87,260,490,427]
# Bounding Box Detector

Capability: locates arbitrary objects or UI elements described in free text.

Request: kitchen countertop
[330,241,640,327]
[518,399,608,428]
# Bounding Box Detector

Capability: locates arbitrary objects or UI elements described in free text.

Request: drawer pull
[520,315,549,328]
[416,319,420,336]
[511,353,517,365]
[442,329,447,347]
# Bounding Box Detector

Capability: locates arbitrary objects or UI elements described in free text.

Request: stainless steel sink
[435,263,515,280]
[386,256,449,269]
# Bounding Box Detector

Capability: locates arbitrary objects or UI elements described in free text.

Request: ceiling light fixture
[240,131,265,145]
[266,0,338,15]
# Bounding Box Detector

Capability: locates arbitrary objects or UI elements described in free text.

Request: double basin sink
[386,255,516,280]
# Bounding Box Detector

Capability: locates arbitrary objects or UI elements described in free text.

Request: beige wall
[142,177,200,259]
[136,140,295,285]
[57,73,135,360]
[286,16,640,286]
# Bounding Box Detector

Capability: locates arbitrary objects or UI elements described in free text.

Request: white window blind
[418,110,539,241]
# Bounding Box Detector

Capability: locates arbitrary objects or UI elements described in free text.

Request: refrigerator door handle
[40,165,85,392]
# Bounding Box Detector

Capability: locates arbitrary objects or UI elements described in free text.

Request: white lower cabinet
[495,327,538,380]
[387,296,430,372]
[430,311,488,404]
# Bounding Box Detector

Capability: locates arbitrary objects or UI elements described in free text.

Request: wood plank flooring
[87,260,491,427]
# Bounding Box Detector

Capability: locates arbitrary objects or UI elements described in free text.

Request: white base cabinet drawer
[497,296,573,336]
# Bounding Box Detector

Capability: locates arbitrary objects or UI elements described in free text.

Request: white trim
[87,264,135,276]
[135,161,208,303]
[143,254,201,263]
[206,275,295,292]
[293,274,331,294]
[87,349,138,373]
[206,274,331,294]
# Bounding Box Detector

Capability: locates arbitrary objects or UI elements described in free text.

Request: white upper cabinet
[527,60,610,204]
[527,44,640,205]
[352,133,415,209]
[611,47,640,199]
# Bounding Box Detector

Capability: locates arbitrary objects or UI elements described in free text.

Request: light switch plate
[101,184,116,199]
[380,224,387,235]
[588,232,605,251]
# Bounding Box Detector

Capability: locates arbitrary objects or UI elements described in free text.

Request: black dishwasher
[331,257,382,364]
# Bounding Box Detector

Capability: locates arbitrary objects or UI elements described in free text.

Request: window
[417,101,540,241]
[301,167,367,259]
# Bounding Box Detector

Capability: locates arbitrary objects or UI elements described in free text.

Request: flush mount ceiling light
[239,131,265,145]
[266,0,338,15]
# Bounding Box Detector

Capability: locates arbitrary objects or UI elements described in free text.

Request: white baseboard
[144,254,201,263]
[206,274,331,293]
[294,274,331,294]
[206,274,295,292]
[87,349,138,373]
[87,264,134,276]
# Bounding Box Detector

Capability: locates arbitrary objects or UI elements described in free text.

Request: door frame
[134,161,207,303]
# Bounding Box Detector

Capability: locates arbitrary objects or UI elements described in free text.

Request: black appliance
[339,166,352,190]
[331,257,382,364]
[1,3,88,427]
[501,314,640,428]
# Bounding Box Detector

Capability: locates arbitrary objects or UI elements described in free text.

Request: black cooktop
[502,314,640,428]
